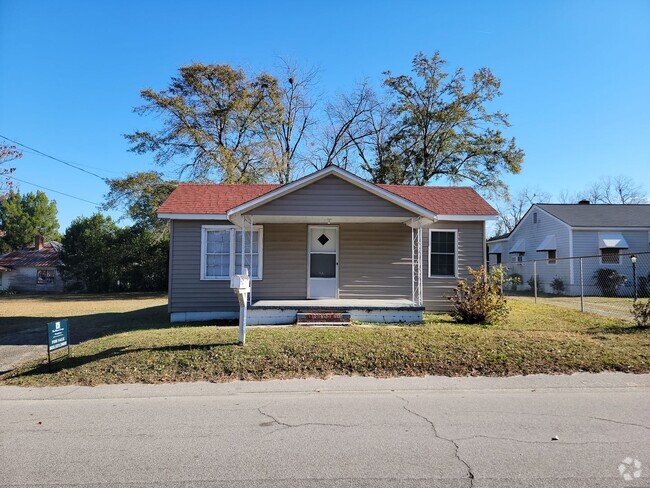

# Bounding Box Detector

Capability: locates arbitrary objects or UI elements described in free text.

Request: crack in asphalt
[453,434,637,446]
[394,394,474,488]
[461,408,650,431]
[586,416,650,431]
[257,408,354,431]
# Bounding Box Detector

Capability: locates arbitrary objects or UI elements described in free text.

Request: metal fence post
[533,261,537,303]
[579,257,584,313]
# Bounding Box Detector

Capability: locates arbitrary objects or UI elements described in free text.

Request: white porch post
[411,218,423,306]
[240,216,246,275]
[249,215,254,306]
[411,219,415,305]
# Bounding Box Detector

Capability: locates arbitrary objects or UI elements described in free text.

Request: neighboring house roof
[487,232,510,243]
[0,242,62,269]
[536,204,650,228]
[158,170,497,218]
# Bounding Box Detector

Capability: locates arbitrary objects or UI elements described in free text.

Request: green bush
[550,277,565,295]
[593,268,627,297]
[507,273,522,291]
[527,275,541,292]
[631,299,650,327]
[449,265,510,325]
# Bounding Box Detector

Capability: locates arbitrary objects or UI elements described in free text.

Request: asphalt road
[1,373,649,487]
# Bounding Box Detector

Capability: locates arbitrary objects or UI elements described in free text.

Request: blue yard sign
[48,319,68,351]
[46,319,70,369]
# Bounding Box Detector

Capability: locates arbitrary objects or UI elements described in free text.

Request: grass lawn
[0,295,648,386]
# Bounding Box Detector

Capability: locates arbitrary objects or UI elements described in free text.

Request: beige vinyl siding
[170,220,238,312]
[338,223,412,299]
[168,219,486,313]
[253,224,307,299]
[423,221,485,311]
[247,175,416,218]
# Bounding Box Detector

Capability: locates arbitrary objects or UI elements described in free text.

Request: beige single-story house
[157,166,497,324]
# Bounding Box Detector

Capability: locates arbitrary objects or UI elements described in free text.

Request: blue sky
[1,0,649,230]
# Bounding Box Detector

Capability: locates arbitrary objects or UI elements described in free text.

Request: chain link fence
[498,251,650,320]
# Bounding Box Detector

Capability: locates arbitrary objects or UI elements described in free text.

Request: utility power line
[10,176,101,206]
[0,134,108,181]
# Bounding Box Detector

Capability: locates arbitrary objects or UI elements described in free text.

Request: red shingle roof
[0,242,62,269]
[158,183,281,215]
[378,185,497,215]
[158,181,496,217]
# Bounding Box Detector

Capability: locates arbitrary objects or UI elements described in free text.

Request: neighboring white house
[488,202,650,295]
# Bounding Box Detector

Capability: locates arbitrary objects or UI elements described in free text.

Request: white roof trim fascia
[436,214,498,221]
[505,205,572,240]
[158,213,229,220]
[227,215,423,224]
[487,236,509,243]
[226,166,438,221]
[534,205,573,231]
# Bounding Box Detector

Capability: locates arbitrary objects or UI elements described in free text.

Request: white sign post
[230,268,251,345]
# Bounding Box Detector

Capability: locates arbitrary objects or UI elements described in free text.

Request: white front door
[308,226,338,299]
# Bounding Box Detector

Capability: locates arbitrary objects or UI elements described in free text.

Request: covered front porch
[224,170,437,315]
[248,298,425,325]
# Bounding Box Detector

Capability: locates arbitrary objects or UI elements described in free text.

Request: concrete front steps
[244,299,425,325]
[296,311,351,326]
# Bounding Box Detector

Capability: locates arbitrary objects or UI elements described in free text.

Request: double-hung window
[429,230,457,277]
[235,230,260,278]
[201,225,263,280]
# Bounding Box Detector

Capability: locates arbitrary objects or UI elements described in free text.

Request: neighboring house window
[533,212,538,224]
[495,253,502,264]
[601,248,620,265]
[547,250,556,264]
[429,230,456,277]
[511,254,524,263]
[201,226,263,280]
[37,269,55,284]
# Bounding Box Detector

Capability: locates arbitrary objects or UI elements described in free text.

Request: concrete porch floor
[247,298,424,325]
[250,298,421,310]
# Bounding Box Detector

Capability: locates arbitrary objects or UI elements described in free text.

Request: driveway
[1,373,648,487]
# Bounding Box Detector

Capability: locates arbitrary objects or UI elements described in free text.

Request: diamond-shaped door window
[317,234,330,246]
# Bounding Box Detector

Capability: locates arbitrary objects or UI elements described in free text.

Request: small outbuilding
[0,235,64,293]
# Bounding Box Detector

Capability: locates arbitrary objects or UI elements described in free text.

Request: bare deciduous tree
[0,145,21,198]
[312,82,379,171]
[579,175,646,204]
[260,60,318,183]
[495,187,551,234]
